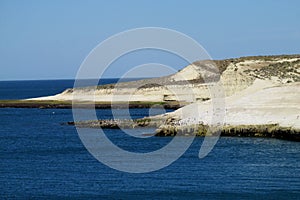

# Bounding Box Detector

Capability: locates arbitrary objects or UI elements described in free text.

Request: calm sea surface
[0,80,299,199]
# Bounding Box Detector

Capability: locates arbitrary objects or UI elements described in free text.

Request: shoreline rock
[66,118,300,141]
[68,117,163,129]
[0,100,183,109]
[155,123,300,142]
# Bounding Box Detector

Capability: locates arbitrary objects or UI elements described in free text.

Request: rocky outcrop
[68,117,164,129]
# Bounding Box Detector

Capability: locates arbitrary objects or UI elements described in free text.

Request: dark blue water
[0,80,300,199]
[0,78,142,100]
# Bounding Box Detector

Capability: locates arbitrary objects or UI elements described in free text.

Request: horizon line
[0,77,155,82]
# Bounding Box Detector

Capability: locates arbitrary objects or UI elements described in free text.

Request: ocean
[0,80,299,199]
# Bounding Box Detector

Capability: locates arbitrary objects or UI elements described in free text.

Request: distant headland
[1,54,299,141]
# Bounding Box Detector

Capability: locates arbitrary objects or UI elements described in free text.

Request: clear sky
[1,0,300,80]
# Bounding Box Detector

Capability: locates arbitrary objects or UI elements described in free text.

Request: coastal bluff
[11,55,300,140]
[28,54,300,104]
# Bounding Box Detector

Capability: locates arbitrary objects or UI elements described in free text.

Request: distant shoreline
[0,100,183,109]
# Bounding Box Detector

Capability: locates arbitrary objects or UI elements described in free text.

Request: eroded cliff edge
[57,54,300,140]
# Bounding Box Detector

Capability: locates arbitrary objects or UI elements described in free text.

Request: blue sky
[1,0,300,80]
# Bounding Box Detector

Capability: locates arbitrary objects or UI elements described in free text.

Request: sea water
[0,80,299,199]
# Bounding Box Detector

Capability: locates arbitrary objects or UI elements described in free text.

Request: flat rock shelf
[0,100,184,109]
[67,118,300,142]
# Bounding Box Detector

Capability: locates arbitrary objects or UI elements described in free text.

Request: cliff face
[50,54,300,140]
[155,55,300,135]
[28,55,300,103]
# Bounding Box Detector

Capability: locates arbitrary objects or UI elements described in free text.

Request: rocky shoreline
[155,123,300,142]
[67,118,300,142]
[0,100,183,109]
[67,118,162,129]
